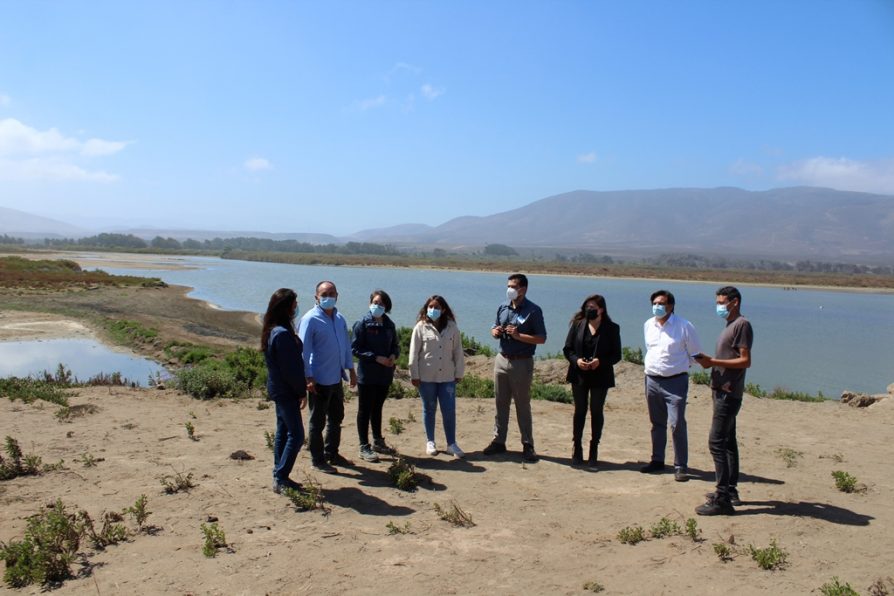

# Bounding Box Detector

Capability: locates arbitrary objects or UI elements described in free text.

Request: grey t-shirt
[711,316,754,393]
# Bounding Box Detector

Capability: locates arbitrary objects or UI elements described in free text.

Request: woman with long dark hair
[261,288,307,493]
[408,295,465,458]
[351,289,400,463]
[562,294,622,469]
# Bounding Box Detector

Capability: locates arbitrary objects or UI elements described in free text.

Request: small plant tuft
[200,522,227,557]
[185,421,198,441]
[622,346,644,364]
[386,521,412,535]
[388,456,418,491]
[748,539,788,570]
[264,430,275,451]
[776,447,803,468]
[161,470,196,494]
[583,580,605,593]
[649,517,682,539]
[0,500,82,587]
[124,494,151,530]
[819,577,860,596]
[77,452,100,468]
[832,470,860,493]
[713,542,734,562]
[617,525,646,545]
[282,477,326,512]
[685,518,701,542]
[388,416,405,435]
[434,501,475,527]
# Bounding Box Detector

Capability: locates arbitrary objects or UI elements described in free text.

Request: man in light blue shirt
[298,280,357,473]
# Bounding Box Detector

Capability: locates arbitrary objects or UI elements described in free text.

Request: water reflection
[0,338,166,386]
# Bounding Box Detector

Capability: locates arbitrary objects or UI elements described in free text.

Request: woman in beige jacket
[408,294,465,458]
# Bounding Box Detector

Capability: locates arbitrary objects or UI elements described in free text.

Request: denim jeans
[273,397,305,482]
[572,385,608,445]
[307,382,345,464]
[645,374,689,468]
[418,381,456,445]
[709,389,742,500]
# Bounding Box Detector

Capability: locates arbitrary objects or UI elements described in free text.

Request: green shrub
[387,381,413,400]
[224,347,267,390]
[685,518,701,541]
[456,375,494,398]
[175,361,241,399]
[200,522,227,557]
[748,539,788,570]
[388,417,405,435]
[0,377,69,406]
[433,501,475,527]
[832,470,859,493]
[0,437,42,480]
[713,542,733,562]
[819,577,859,596]
[531,382,572,404]
[745,382,767,397]
[766,387,826,402]
[164,342,217,365]
[649,517,681,539]
[0,500,83,588]
[124,495,151,531]
[107,319,158,345]
[689,371,710,385]
[395,327,412,369]
[622,346,643,365]
[461,332,495,357]
[388,457,418,491]
[617,525,646,545]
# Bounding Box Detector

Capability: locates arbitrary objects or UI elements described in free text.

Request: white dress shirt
[643,313,702,377]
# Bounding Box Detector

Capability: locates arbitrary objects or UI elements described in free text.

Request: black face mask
[585,308,599,320]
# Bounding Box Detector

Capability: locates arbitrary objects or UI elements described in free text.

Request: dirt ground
[1,277,893,594]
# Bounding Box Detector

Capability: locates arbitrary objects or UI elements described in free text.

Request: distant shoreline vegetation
[3,233,893,289]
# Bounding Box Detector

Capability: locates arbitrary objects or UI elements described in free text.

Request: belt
[647,372,688,380]
[500,353,533,361]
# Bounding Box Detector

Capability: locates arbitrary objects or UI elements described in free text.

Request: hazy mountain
[351,187,894,260]
[0,206,88,239]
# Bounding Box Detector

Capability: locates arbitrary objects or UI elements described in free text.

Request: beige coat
[408,319,465,383]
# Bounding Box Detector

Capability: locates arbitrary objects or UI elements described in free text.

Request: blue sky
[1,1,892,235]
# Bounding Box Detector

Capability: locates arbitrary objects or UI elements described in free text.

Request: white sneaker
[447,443,465,458]
[426,441,438,456]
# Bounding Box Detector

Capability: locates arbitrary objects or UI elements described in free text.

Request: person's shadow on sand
[340,458,448,492]
[323,486,415,516]
[736,500,873,526]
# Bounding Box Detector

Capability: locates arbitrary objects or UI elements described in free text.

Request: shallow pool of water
[0,338,166,386]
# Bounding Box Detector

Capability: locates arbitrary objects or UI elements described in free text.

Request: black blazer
[563,319,622,388]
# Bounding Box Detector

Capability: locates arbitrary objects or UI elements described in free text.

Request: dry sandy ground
[0,311,95,342]
[2,357,893,595]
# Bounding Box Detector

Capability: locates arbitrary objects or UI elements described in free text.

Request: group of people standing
[261,273,753,517]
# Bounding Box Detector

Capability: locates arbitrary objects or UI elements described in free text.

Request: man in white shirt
[641,290,702,482]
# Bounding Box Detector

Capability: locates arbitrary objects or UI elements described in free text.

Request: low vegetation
[433,501,475,527]
[0,256,164,289]
[200,522,228,557]
[621,347,644,365]
[832,470,861,493]
[748,539,789,570]
[388,456,418,491]
[160,470,196,494]
[776,447,804,468]
[386,521,412,535]
[173,346,266,400]
[0,437,43,480]
[617,525,646,545]
[818,577,860,596]
[283,478,327,512]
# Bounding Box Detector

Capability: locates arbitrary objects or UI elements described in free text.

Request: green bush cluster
[689,371,711,385]
[749,539,788,570]
[531,382,572,404]
[0,500,82,587]
[622,346,644,365]
[106,319,158,345]
[460,332,495,357]
[818,577,860,596]
[172,346,266,400]
[164,341,218,364]
[388,457,418,491]
[832,470,859,493]
[0,377,69,406]
[0,437,42,480]
[765,387,826,402]
[457,375,494,398]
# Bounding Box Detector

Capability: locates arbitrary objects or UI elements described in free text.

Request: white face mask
[506,287,519,301]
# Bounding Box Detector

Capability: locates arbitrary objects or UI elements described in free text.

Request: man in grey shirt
[693,286,754,515]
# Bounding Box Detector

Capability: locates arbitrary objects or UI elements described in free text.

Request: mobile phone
[691,353,704,360]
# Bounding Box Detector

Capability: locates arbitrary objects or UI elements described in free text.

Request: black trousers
[307,382,344,464]
[357,383,389,446]
[572,384,608,445]
[708,390,742,500]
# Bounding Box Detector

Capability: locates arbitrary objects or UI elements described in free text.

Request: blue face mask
[427,307,441,321]
[652,304,667,318]
[319,296,337,310]
[369,304,385,318]
[716,303,730,319]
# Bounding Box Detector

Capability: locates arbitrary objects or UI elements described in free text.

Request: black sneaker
[359,444,379,462]
[674,467,689,482]
[482,440,507,456]
[640,461,666,474]
[729,488,742,506]
[312,461,338,474]
[372,438,396,455]
[522,444,538,463]
[695,494,735,516]
[327,453,352,467]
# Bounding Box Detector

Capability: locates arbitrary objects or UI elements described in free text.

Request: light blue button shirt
[298,305,354,385]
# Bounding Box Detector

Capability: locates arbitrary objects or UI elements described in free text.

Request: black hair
[508,273,528,287]
[417,294,456,331]
[369,289,392,313]
[261,288,297,352]
[650,289,675,306]
[570,294,613,324]
[716,286,742,304]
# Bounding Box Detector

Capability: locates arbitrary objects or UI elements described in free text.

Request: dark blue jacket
[265,326,307,402]
[351,313,399,386]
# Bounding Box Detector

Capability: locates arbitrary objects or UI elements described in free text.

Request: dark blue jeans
[273,397,305,482]
[308,383,345,464]
[357,383,390,446]
[708,390,742,501]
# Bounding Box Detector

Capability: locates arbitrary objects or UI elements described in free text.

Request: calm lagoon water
[94,255,894,397]
[0,338,166,385]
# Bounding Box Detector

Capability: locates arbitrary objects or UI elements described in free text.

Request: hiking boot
[372,438,396,455]
[522,443,539,463]
[640,461,666,474]
[446,443,465,458]
[327,453,352,467]
[312,461,337,475]
[587,442,599,470]
[359,444,379,463]
[674,467,690,482]
[571,443,584,466]
[729,487,742,506]
[695,494,735,516]
[482,440,507,456]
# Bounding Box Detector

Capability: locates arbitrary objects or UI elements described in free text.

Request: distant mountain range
[350,187,894,260]
[3,186,893,260]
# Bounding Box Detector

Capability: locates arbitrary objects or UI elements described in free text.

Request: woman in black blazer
[563,294,622,469]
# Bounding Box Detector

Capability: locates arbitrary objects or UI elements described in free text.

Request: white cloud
[0,94,10,107]
[0,157,117,182]
[776,156,894,195]
[0,118,126,183]
[577,152,597,164]
[729,158,764,177]
[356,95,387,111]
[420,84,444,100]
[244,157,273,172]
